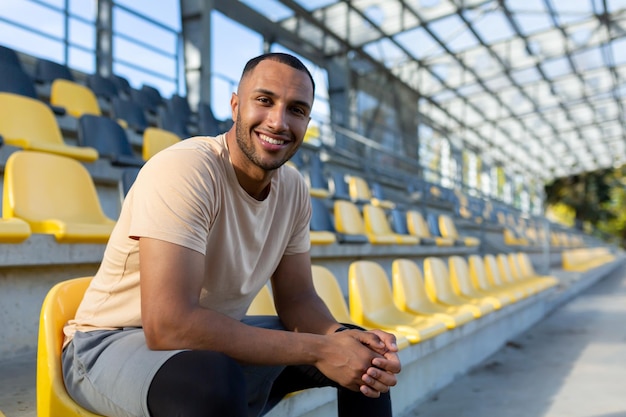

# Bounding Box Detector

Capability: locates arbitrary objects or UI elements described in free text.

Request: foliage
[544,166,626,247]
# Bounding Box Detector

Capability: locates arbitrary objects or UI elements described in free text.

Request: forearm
[275,289,342,335]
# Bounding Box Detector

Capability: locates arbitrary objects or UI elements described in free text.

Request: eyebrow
[253,88,312,112]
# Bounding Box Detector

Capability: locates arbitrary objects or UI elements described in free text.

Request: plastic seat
[448,256,503,310]
[496,254,541,296]
[0,217,31,243]
[311,265,410,350]
[516,253,559,289]
[158,105,190,139]
[482,254,529,300]
[309,197,337,245]
[0,44,23,70]
[0,63,39,99]
[86,73,119,102]
[34,58,74,84]
[120,166,141,199]
[363,204,418,244]
[405,210,454,246]
[347,175,395,208]
[110,74,132,97]
[422,257,492,318]
[438,214,480,246]
[51,79,102,118]
[198,102,231,136]
[391,259,475,329]
[111,97,149,133]
[142,127,181,161]
[37,276,104,417]
[329,171,351,201]
[348,260,447,343]
[334,200,396,244]
[246,285,277,315]
[78,115,144,167]
[311,197,366,244]
[467,255,518,304]
[304,153,331,198]
[507,253,557,291]
[3,151,116,243]
[0,93,98,162]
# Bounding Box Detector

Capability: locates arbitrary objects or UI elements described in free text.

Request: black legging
[147,349,392,417]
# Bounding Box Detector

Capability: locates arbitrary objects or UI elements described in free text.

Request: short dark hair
[241,52,315,96]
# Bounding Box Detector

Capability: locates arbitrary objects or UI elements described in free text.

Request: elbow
[142,315,186,350]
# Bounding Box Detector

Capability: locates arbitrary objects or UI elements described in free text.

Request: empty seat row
[247,253,559,347]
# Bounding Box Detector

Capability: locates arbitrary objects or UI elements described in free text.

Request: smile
[259,134,287,146]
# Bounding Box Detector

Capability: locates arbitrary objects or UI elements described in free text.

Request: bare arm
[138,238,391,394]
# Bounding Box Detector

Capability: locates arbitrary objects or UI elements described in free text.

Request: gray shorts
[62,316,287,417]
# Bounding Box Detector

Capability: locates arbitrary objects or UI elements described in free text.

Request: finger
[372,353,402,374]
[368,329,399,352]
[353,332,387,354]
[359,384,382,398]
[366,366,397,387]
[361,372,391,394]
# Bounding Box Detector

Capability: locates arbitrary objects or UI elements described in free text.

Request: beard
[235,113,299,171]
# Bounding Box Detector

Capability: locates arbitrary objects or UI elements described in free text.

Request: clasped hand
[320,329,401,398]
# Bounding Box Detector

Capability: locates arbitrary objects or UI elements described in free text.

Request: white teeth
[260,134,286,145]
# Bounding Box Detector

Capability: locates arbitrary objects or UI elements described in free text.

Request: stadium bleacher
[0,7,624,415]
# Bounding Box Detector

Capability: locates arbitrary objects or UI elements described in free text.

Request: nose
[266,105,289,132]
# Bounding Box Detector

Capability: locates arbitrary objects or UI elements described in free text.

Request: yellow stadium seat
[3,151,116,243]
[50,79,101,118]
[391,259,475,329]
[363,204,419,245]
[508,253,558,291]
[0,93,98,162]
[348,260,447,344]
[311,265,410,350]
[422,257,493,318]
[448,256,503,310]
[142,127,181,161]
[438,214,480,246]
[347,175,395,209]
[334,200,394,244]
[246,285,277,315]
[467,255,518,304]
[483,254,529,300]
[37,276,104,417]
[0,217,31,243]
[406,210,454,246]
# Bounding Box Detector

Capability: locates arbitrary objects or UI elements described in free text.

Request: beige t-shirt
[64,134,311,343]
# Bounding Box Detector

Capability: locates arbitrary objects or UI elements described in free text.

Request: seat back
[0,63,38,99]
[51,79,101,118]
[496,254,516,284]
[37,276,103,417]
[448,256,477,297]
[311,265,354,324]
[517,252,537,277]
[362,204,394,235]
[0,92,66,147]
[348,260,398,325]
[310,197,335,233]
[120,166,141,199]
[35,58,74,83]
[390,209,409,235]
[0,44,23,69]
[467,255,492,291]
[330,171,351,200]
[426,212,442,237]
[111,97,148,133]
[423,257,465,305]
[3,151,115,241]
[86,73,119,101]
[406,210,431,238]
[246,285,277,315]
[110,74,132,97]
[483,254,506,287]
[78,115,136,161]
[334,200,367,235]
[143,127,181,160]
[197,102,222,136]
[391,258,434,311]
[438,214,459,239]
[308,154,329,191]
[347,175,373,202]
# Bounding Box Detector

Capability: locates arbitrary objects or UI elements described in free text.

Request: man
[63,52,401,417]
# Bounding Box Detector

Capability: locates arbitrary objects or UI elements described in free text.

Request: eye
[256,96,271,105]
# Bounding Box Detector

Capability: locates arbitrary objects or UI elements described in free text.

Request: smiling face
[229,59,314,177]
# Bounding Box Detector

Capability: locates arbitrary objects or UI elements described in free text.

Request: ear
[230,93,239,121]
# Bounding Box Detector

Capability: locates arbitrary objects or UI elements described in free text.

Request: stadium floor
[1,266,625,417]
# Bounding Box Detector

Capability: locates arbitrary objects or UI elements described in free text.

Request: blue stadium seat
[34,58,74,84]
[111,97,149,133]
[78,115,144,167]
[0,44,23,70]
[86,73,119,102]
[311,197,367,244]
